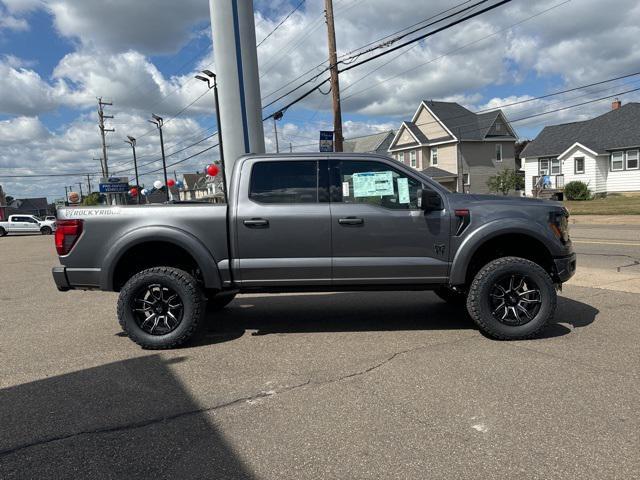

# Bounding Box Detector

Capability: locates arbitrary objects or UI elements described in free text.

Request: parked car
[45,216,56,222]
[0,214,57,236]
[52,153,576,349]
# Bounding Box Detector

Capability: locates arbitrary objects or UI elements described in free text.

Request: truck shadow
[0,355,255,479]
[196,292,598,346]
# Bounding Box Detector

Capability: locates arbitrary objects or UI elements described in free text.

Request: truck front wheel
[466,257,556,340]
[0,227,6,237]
[117,267,206,349]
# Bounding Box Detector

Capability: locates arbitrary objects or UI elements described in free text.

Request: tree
[82,192,102,206]
[487,169,524,195]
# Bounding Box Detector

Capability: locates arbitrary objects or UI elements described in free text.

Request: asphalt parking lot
[1,232,638,479]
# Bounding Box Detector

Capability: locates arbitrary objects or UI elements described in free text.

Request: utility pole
[64,186,69,204]
[289,142,293,153]
[273,111,283,153]
[149,114,170,202]
[125,136,141,204]
[97,98,114,177]
[324,0,343,152]
[86,174,92,195]
[77,182,84,200]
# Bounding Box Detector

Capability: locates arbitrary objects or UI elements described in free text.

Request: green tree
[82,192,102,206]
[487,169,524,195]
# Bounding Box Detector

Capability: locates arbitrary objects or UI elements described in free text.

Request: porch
[532,174,565,199]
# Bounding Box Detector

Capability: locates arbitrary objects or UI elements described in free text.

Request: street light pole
[125,136,141,204]
[273,110,284,153]
[196,70,229,203]
[149,115,169,202]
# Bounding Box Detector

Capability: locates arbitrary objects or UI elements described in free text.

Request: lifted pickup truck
[53,153,575,348]
[0,214,56,236]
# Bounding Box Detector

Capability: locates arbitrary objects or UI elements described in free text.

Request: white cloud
[0,58,61,115]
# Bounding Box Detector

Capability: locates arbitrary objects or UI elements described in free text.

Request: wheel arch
[450,220,556,286]
[102,226,222,291]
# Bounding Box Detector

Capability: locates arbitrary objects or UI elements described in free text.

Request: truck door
[329,158,450,285]
[234,159,331,286]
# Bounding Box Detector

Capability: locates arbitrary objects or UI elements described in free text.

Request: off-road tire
[434,286,466,305]
[466,256,556,340]
[207,290,237,310]
[117,267,205,349]
[40,226,52,235]
[0,227,6,237]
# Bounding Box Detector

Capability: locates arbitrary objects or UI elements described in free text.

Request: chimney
[612,98,622,110]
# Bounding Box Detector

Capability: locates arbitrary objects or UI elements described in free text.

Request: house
[343,130,395,154]
[388,100,517,193]
[521,100,640,198]
[179,171,225,203]
[2,197,50,218]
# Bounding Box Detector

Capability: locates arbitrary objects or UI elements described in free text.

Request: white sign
[352,171,394,197]
[397,177,410,204]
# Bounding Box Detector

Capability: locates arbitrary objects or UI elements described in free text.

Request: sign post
[319,131,334,152]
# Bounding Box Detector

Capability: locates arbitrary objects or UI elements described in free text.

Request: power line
[139,144,219,177]
[257,0,306,48]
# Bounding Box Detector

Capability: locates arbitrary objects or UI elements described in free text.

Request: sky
[1,0,640,201]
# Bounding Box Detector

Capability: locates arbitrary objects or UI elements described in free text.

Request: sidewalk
[570,215,640,225]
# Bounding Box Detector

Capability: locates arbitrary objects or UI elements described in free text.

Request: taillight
[55,220,83,255]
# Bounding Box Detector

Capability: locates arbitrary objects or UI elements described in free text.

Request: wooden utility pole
[324,0,343,152]
[86,174,92,194]
[97,98,114,177]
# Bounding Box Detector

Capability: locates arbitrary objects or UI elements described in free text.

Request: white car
[0,215,57,236]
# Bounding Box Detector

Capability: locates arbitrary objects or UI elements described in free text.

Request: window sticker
[397,177,410,204]
[352,171,394,197]
[342,181,350,197]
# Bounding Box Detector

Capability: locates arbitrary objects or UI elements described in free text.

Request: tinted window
[250,161,318,204]
[331,160,423,210]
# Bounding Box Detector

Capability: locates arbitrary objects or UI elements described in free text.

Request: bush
[564,181,591,200]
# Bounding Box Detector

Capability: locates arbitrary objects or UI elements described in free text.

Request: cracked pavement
[1,233,639,479]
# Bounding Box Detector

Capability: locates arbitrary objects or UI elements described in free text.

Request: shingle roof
[13,197,48,211]
[422,101,511,141]
[521,103,640,157]
[404,123,429,144]
[343,131,395,153]
[182,172,207,190]
[421,166,457,178]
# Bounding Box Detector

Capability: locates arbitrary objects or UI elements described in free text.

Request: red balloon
[167,178,176,187]
[129,187,138,197]
[206,164,219,177]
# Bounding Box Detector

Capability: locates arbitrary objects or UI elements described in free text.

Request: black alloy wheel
[489,274,541,326]
[132,283,184,335]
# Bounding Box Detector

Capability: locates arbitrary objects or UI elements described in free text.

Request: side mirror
[418,189,443,212]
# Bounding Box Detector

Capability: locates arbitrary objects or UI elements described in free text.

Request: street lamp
[148,114,169,202]
[124,135,141,204]
[195,69,228,203]
[273,110,284,153]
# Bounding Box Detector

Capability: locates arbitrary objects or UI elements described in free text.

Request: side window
[331,160,423,210]
[249,161,318,204]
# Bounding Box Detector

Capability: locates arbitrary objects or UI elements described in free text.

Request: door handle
[243,218,269,228]
[338,217,364,226]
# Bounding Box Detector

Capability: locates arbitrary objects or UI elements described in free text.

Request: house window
[430,147,438,166]
[574,157,585,174]
[611,151,624,171]
[410,150,417,168]
[398,152,405,164]
[551,158,561,174]
[495,122,502,132]
[627,150,639,170]
[463,173,470,185]
[539,159,550,175]
[495,144,503,162]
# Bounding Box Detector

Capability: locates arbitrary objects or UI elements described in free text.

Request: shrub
[564,181,591,200]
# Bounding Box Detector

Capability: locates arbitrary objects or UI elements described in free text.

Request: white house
[521,100,640,198]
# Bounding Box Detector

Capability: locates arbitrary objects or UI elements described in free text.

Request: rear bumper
[52,267,101,291]
[554,253,577,283]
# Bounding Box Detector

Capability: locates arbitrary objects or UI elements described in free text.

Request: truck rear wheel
[40,226,52,235]
[117,267,205,349]
[0,227,6,237]
[466,256,556,340]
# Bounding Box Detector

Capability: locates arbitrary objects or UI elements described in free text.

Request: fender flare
[101,225,222,291]
[449,219,555,285]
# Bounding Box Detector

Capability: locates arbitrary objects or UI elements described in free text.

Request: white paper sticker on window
[342,181,350,197]
[397,177,410,204]
[352,171,394,197]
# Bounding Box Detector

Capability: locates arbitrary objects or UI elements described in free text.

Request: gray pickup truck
[53,153,575,349]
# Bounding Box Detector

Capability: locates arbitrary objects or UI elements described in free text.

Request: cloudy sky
[1,0,640,201]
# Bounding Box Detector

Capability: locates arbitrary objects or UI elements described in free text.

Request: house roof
[343,130,395,153]
[422,101,512,141]
[182,172,207,190]
[521,102,640,157]
[421,166,457,179]
[11,197,49,211]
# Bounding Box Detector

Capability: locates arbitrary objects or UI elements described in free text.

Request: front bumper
[553,253,577,283]
[52,267,101,291]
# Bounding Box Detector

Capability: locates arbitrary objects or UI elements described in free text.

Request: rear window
[249,161,318,204]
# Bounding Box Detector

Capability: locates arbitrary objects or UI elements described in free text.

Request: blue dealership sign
[99,176,129,193]
[319,131,334,152]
